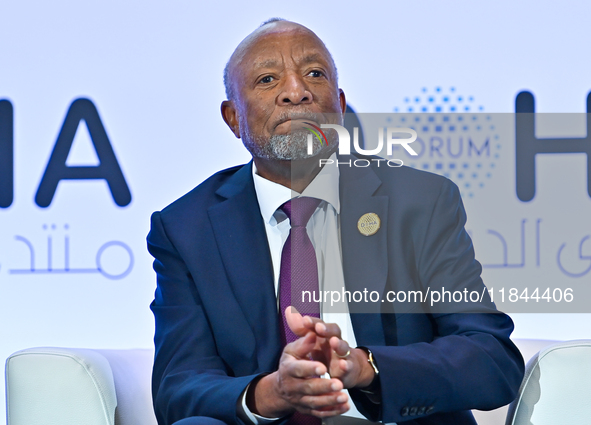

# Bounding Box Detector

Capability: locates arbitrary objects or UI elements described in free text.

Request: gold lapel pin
[357,212,381,236]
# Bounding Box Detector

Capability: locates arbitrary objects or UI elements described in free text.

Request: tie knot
[280,197,321,228]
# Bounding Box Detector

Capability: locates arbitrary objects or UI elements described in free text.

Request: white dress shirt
[241,154,366,424]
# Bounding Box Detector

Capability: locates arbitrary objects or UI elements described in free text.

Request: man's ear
[221,100,241,138]
[338,89,347,114]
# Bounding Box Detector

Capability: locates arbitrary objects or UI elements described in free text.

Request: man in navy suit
[148,19,524,425]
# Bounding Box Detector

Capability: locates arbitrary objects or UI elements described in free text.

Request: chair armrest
[6,347,117,425]
[472,338,558,425]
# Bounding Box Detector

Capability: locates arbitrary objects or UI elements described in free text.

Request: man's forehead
[250,52,329,71]
[231,22,330,71]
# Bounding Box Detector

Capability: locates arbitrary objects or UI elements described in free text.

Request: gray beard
[242,130,328,160]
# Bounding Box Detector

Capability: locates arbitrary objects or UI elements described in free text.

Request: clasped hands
[248,307,375,419]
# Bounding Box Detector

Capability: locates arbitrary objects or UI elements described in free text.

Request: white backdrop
[1,0,591,420]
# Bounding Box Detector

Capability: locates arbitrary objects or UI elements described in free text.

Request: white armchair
[5,347,157,425]
[505,340,591,425]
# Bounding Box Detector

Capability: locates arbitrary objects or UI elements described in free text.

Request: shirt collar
[252,152,340,225]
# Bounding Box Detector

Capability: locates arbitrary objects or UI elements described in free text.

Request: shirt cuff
[239,381,283,424]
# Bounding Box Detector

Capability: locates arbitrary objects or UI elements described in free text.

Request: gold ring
[336,349,351,359]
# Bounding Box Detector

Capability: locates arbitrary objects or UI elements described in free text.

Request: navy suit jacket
[147,157,524,425]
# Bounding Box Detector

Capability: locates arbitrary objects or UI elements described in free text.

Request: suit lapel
[208,163,282,370]
[339,160,388,346]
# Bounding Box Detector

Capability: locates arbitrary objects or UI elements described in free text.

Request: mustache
[272,111,327,129]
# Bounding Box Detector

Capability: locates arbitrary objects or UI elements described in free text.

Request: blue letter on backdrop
[515,91,591,202]
[35,98,131,207]
[0,99,13,208]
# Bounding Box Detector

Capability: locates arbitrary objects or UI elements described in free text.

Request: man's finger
[298,392,349,410]
[314,321,342,339]
[287,376,343,396]
[285,306,309,337]
[285,307,342,341]
[329,336,350,357]
[284,331,317,359]
[283,357,327,378]
[302,315,324,330]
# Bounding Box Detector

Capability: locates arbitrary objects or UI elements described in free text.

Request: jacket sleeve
[351,179,525,423]
[148,211,259,425]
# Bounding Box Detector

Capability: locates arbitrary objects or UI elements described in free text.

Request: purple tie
[278,197,322,425]
[279,197,322,344]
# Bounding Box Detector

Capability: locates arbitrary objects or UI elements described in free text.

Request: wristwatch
[357,347,380,395]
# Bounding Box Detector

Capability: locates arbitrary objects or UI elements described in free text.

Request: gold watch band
[357,346,380,396]
[364,348,379,376]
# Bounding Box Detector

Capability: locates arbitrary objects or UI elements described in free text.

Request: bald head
[223,19,338,101]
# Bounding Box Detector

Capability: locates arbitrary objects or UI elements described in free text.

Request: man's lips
[273,118,321,133]
[272,111,325,130]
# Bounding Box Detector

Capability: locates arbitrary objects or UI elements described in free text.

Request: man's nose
[277,73,313,105]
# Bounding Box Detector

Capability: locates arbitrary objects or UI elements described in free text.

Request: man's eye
[308,70,324,77]
[260,76,274,84]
